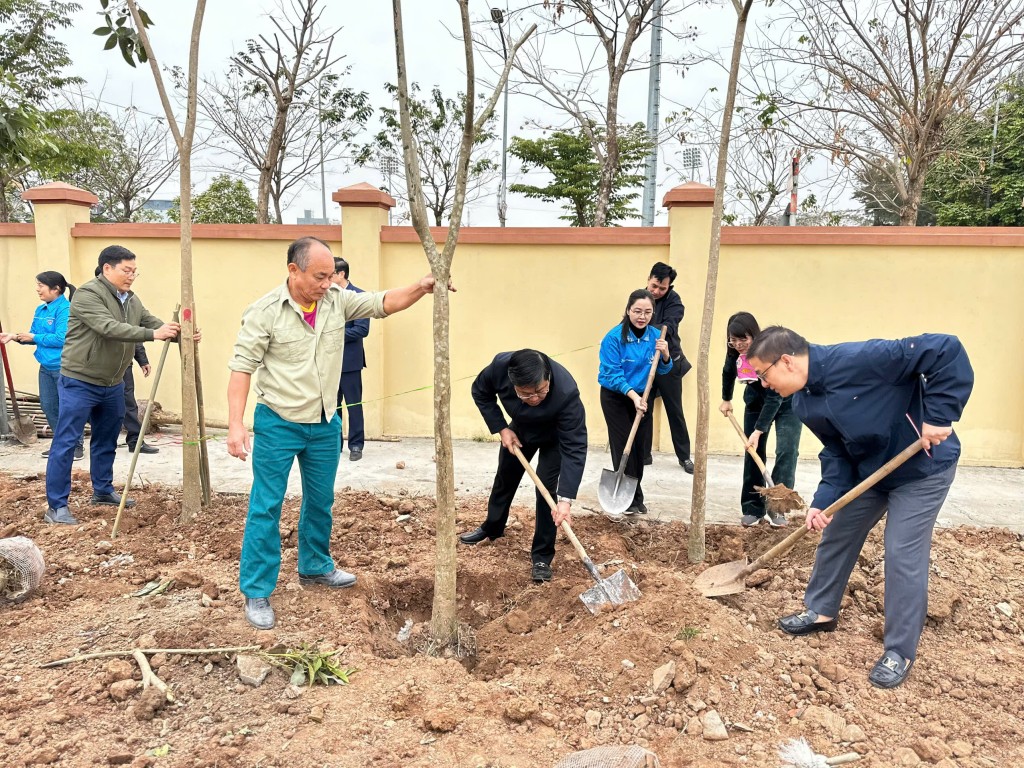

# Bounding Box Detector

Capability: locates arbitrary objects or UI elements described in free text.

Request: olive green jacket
[61,275,165,386]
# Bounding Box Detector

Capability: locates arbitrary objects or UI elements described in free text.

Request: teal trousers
[239,404,341,598]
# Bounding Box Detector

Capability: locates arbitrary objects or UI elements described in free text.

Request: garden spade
[598,326,665,517]
[694,440,924,597]
[0,326,38,445]
[725,411,805,514]
[512,445,641,614]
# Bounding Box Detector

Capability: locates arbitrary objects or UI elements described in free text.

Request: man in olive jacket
[44,245,183,525]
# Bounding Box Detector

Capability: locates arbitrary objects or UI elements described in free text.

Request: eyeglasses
[118,267,138,277]
[514,385,550,402]
[756,358,781,381]
[728,337,751,348]
[628,309,653,318]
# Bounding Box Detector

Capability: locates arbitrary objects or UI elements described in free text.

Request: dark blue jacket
[341,282,369,373]
[23,295,71,371]
[471,352,587,499]
[794,335,973,510]
[598,324,672,395]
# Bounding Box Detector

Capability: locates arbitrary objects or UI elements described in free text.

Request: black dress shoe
[458,527,500,545]
[643,455,653,466]
[349,449,363,461]
[868,650,914,689]
[91,492,136,508]
[531,562,553,583]
[128,441,159,454]
[680,458,694,474]
[778,609,838,636]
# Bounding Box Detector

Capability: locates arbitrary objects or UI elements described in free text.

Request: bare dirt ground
[1,471,1023,768]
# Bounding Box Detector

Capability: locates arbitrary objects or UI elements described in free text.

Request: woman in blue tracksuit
[0,271,82,458]
[598,288,672,516]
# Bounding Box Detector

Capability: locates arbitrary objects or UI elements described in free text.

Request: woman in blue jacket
[598,289,672,516]
[0,272,83,459]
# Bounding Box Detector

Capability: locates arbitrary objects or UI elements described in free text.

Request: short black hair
[98,245,136,271]
[649,261,677,284]
[333,257,349,278]
[748,326,809,362]
[507,349,551,388]
[287,236,330,270]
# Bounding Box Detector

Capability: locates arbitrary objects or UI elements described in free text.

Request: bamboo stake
[191,312,211,506]
[40,645,261,668]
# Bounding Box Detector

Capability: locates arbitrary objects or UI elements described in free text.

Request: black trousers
[480,440,560,565]
[600,387,651,506]
[337,371,365,452]
[122,365,142,445]
[648,362,691,462]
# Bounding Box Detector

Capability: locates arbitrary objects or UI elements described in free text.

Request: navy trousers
[337,371,364,452]
[45,376,125,509]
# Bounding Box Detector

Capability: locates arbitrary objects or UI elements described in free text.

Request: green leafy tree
[508,122,651,226]
[169,174,257,223]
[358,82,497,225]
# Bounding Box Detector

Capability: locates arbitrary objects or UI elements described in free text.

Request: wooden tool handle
[742,440,925,577]
[511,445,591,563]
[726,411,773,487]
[0,335,23,420]
[620,325,668,459]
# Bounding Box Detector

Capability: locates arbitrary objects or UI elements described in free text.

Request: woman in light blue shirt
[598,288,671,516]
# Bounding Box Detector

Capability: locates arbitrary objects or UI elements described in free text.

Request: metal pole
[492,8,509,227]
[641,0,665,227]
[318,85,327,222]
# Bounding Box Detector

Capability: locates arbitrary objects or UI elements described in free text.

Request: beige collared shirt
[229,281,388,423]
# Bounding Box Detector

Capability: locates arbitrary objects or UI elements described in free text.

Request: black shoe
[299,568,357,588]
[531,562,552,583]
[128,441,159,455]
[41,448,50,458]
[244,597,275,630]
[458,527,500,545]
[680,458,694,474]
[73,446,84,461]
[349,449,363,462]
[778,609,838,636]
[868,650,914,689]
[91,492,135,508]
[643,455,653,466]
[44,506,79,525]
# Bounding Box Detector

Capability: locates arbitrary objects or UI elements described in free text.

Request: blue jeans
[45,376,125,509]
[239,404,342,598]
[38,368,83,450]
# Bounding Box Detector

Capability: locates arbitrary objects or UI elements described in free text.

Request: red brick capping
[662,182,714,208]
[380,226,670,245]
[71,223,341,241]
[0,224,35,236]
[21,182,98,207]
[332,183,395,210]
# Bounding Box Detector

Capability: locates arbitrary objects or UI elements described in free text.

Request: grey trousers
[804,463,957,661]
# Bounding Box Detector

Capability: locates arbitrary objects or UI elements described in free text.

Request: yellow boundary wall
[1,181,1021,467]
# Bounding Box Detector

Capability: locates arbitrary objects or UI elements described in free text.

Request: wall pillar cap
[332,182,395,210]
[663,182,714,208]
[21,182,99,207]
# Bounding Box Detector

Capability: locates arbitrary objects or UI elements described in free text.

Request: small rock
[949,740,973,758]
[109,680,140,701]
[652,660,675,692]
[104,659,135,685]
[395,461,406,470]
[632,713,650,730]
[894,746,922,765]
[911,736,952,763]
[841,724,867,743]
[817,659,850,684]
[282,684,306,699]
[537,711,558,727]
[106,755,133,765]
[995,602,1013,618]
[585,710,602,728]
[685,716,703,736]
[130,687,166,722]
[504,698,537,723]
[423,709,460,732]
[26,748,59,765]
[700,709,728,741]
[309,706,325,723]
[236,655,272,687]
[95,541,113,554]
[621,659,635,670]
[399,500,415,514]
[801,705,847,739]
[395,514,411,523]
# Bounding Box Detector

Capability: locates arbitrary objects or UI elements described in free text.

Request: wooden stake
[40,645,261,668]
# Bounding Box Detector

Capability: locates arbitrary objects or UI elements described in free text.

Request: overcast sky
[57,1,747,226]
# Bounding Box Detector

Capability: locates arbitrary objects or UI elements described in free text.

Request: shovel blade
[579,568,642,615]
[693,559,749,598]
[598,468,638,516]
[10,416,37,445]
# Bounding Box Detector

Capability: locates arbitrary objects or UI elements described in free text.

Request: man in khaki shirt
[227,236,452,630]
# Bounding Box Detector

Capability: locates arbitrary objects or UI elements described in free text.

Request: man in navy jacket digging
[747,327,973,689]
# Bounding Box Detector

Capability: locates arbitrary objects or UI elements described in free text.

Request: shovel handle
[616,325,667,470]
[0,333,23,421]
[726,411,773,487]
[511,445,598,576]
[742,440,925,577]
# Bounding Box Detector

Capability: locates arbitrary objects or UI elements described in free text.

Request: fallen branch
[40,645,261,668]
[132,649,174,702]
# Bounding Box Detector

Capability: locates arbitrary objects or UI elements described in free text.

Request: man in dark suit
[123,342,158,454]
[332,258,369,461]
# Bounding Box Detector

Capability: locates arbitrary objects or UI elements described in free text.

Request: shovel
[694,440,924,597]
[725,411,805,514]
[512,445,641,614]
[0,326,38,445]
[598,325,665,516]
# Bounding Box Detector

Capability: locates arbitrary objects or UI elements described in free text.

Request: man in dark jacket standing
[44,245,184,524]
[747,327,973,689]
[122,343,159,454]
[459,349,587,583]
[645,262,693,473]
[331,257,369,461]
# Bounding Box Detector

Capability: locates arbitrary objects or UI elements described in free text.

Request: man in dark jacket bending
[459,349,587,583]
[748,327,973,689]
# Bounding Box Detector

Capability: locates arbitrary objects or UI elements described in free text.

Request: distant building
[143,199,175,213]
[296,209,334,225]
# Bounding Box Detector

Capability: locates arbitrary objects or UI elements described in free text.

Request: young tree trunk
[690,0,755,563]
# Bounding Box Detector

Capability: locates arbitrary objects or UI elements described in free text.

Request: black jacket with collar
[653,288,684,361]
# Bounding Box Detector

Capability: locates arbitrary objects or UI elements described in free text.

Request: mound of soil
[0,471,1022,767]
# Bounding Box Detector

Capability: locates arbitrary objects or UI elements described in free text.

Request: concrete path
[1,431,1021,532]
